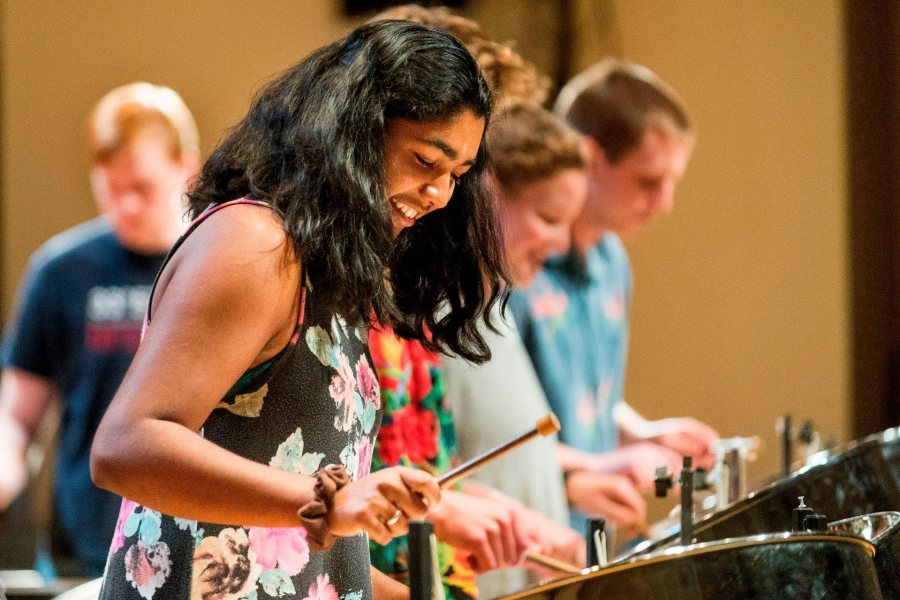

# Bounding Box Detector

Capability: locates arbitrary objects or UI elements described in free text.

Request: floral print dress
[98,200,383,600]
[367,328,477,600]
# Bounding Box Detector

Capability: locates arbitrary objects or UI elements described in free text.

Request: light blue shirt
[510,233,632,531]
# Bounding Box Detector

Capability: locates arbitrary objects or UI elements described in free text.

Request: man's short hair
[555,58,692,163]
[87,82,199,165]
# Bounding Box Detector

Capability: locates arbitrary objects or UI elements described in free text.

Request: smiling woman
[383,112,484,237]
[88,19,506,600]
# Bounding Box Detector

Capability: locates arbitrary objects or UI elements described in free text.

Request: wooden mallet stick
[437,414,560,488]
[524,551,582,575]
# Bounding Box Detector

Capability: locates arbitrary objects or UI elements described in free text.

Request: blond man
[0,83,199,575]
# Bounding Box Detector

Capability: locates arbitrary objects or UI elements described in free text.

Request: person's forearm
[0,420,28,509]
[613,401,650,442]
[458,480,505,500]
[371,566,408,600]
[557,443,599,472]
[0,368,57,509]
[91,417,315,526]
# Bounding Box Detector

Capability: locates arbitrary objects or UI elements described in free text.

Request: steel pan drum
[49,578,100,600]
[501,533,881,600]
[0,572,89,600]
[631,426,900,556]
[829,512,900,599]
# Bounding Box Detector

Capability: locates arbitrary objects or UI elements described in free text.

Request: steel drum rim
[801,425,900,471]
[827,510,900,543]
[628,425,900,554]
[739,425,899,507]
[500,533,876,600]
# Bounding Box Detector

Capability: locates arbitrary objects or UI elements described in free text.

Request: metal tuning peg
[586,518,608,568]
[803,513,828,533]
[778,413,793,477]
[792,496,815,532]
[679,456,696,545]
[693,467,711,491]
[798,420,816,445]
[803,513,829,533]
[655,458,697,545]
[654,466,674,498]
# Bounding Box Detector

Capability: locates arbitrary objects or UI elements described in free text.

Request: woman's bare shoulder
[153,203,301,339]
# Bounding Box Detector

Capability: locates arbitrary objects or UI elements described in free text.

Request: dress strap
[145,199,306,340]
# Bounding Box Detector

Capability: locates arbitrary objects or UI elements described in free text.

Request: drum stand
[408,520,444,600]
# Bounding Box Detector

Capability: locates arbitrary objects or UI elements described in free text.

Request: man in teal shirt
[510,59,719,534]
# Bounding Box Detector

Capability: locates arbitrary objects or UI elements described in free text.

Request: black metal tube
[408,520,433,600]
[680,456,694,546]
[782,413,793,477]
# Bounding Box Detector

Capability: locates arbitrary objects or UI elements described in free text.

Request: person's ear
[483,171,507,203]
[89,167,111,213]
[583,136,609,168]
[180,149,201,177]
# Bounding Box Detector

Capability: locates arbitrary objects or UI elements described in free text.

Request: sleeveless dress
[98,200,383,600]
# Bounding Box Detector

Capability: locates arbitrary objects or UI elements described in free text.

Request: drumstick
[524,551,582,574]
[437,414,561,488]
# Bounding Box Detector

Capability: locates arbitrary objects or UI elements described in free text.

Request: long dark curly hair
[187,20,507,363]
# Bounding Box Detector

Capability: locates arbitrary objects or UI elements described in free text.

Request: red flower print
[406,343,438,403]
[532,291,568,320]
[355,357,380,409]
[357,437,374,479]
[124,540,171,599]
[377,405,438,465]
[111,498,138,555]
[329,353,357,432]
[248,526,310,576]
[302,574,340,600]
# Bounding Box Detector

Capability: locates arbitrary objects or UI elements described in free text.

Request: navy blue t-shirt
[1,218,166,575]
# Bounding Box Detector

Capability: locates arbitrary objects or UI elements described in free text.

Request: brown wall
[2,1,849,490]
[597,1,849,485]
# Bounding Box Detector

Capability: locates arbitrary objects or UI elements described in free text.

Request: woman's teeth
[391,199,418,220]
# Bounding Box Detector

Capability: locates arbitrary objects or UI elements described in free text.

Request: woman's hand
[585,442,683,493]
[615,404,719,470]
[513,506,585,569]
[428,489,529,572]
[635,417,719,469]
[329,466,440,545]
[565,471,647,528]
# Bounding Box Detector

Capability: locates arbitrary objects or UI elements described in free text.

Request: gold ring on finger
[385,509,402,527]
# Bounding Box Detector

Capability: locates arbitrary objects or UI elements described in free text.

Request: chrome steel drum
[830,512,900,599]
[632,426,900,556]
[50,578,100,600]
[501,533,882,600]
[0,571,89,600]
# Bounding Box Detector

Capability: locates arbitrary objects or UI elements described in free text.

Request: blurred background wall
[0,0,891,494]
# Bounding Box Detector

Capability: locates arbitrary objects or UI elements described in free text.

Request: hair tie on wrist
[298,464,350,551]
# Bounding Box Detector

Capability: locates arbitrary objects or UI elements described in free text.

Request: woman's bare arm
[91,204,311,526]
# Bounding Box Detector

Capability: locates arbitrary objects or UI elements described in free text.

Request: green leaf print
[124,511,142,538]
[270,427,326,475]
[216,383,268,417]
[305,326,336,368]
[258,568,296,597]
[173,517,198,536]
[355,392,377,434]
[124,508,162,546]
